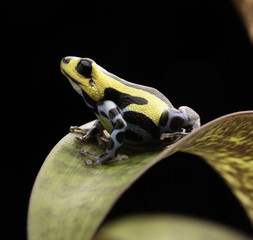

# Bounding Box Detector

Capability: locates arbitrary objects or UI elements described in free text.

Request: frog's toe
[79,149,98,160]
[75,136,87,143]
[85,160,94,167]
[70,126,87,134]
[80,149,115,166]
[116,154,128,161]
[160,132,187,140]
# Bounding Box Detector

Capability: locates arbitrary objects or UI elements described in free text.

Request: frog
[60,56,200,166]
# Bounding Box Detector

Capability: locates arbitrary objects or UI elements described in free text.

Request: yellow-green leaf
[27,121,164,240]
[168,111,253,224]
[95,214,252,240]
[28,111,253,240]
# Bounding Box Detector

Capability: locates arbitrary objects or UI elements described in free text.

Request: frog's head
[60,56,108,103]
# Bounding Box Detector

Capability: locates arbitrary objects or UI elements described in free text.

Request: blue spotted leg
[79,100,127,166]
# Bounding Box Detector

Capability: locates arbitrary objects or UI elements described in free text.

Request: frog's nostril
[62,57,71,64]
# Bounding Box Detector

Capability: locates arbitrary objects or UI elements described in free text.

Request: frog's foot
[160,132,187,140]
[116,154,128,161]
[70,126,87,134]
[70,126,90,143]
[160,131,187,144]
[70,120,108,146]
[80,150,113,166]
[80,150,128,167]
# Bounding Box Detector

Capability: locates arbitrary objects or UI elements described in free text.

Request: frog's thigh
[95,101,127,163]
[97,100,127,146]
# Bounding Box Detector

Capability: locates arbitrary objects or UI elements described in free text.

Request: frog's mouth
[61,68,83,95]
[61,68,97,108]
[61,68,81,86]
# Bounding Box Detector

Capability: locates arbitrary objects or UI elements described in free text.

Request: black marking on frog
[104,88,148,109]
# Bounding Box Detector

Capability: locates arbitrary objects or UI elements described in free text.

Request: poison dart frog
[60,57,200,166]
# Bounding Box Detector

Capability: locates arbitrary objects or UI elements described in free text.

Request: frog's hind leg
[80,100,128,166]
[160,131,187,145]
[70,120,109,147]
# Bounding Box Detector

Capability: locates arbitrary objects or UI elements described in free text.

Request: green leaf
[28,111,253,240]
[94,214,252,240]
[27,121,163,240]
[170,111,253,225]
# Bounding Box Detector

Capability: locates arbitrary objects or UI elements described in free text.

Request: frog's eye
[75,59,92,78]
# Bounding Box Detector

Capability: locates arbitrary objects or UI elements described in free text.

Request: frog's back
[100,66,174,109]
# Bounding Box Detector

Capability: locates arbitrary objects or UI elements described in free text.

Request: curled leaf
[169,111,253,224]
[28,111,253,240]
[95,214,252,240]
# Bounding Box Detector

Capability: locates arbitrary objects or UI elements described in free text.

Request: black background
[5,0,253,239]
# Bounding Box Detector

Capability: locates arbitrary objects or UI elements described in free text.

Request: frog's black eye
[75,59,92,78]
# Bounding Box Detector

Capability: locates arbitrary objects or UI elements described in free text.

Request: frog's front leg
[70,120,108,147]
[80,101,127,166]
